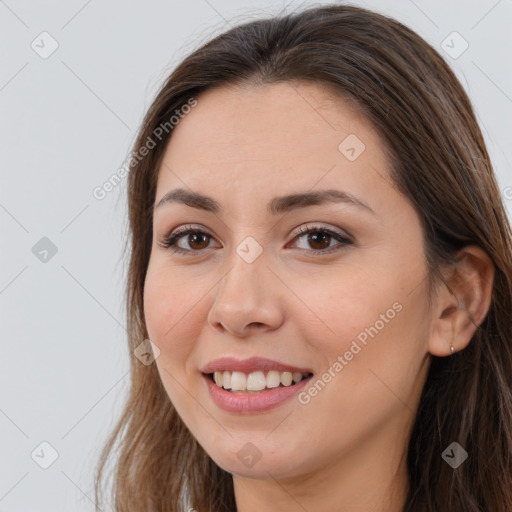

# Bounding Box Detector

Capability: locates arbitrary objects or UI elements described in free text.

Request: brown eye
[187,232,210,250]
[160,226,218,254]
[290,225,353,255]
[306,232,331,250]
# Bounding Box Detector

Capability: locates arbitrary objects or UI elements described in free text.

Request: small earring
[450,344,455,355]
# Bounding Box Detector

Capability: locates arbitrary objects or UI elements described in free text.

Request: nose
[207,251,285,337]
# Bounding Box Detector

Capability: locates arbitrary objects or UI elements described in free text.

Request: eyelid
[290,222,351,240]
[170,223,212,237]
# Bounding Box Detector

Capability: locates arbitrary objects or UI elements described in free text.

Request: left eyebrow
[154,188,375,216]
[268,189,375,215]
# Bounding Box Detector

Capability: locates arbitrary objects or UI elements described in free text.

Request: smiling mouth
[205,370,314,393]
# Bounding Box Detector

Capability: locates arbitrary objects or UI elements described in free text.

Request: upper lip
[201,357,313,375]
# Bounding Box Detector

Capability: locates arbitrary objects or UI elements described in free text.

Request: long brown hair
[94,4,512,511]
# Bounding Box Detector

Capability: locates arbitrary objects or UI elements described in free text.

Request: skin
[143,81,494,511]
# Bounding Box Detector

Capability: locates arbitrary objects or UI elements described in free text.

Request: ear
[428,246,495,357]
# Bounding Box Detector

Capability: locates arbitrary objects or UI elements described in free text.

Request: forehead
[155,82,395,214]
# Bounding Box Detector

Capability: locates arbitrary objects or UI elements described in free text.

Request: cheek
[143,263,206,368]
[294,265,405,354]
[297,262,430,402]
[143,264,210,425]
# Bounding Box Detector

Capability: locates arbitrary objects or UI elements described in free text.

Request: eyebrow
[154,188,375,215]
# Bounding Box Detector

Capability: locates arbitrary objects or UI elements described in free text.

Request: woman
[95,4,512,511]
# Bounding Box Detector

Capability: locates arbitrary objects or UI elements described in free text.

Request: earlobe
[427,246,495,357]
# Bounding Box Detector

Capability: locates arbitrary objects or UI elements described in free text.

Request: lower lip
[202,374,312,413]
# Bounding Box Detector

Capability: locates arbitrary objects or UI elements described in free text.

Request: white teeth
[211,369,310,392]
[280,372,293,386]
[214,372,223,386]
[231,371,247,391]
[222,371,231,390]
[247,371,266,391]
[266,370,281,388]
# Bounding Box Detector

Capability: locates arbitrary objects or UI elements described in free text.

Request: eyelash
[158,224,353,256]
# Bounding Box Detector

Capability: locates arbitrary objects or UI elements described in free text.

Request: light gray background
[1,0,511,510]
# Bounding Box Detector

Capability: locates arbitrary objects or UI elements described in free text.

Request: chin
[203,438,310,481]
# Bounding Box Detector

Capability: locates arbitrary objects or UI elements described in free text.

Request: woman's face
[144,82,433,481]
